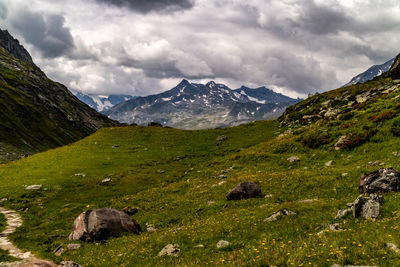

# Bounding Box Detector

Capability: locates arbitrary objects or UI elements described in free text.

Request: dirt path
[0,207,57,267]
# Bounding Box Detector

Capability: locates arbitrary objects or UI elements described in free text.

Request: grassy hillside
[1,77,400,265]
[0,47,118,162]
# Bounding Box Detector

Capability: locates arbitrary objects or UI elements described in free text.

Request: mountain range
[75,92,136,112]
[104,80,300,129]
[344,57,395,86]
[0,29,118,161]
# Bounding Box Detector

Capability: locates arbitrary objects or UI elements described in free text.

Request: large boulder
[226,182,262,200]
[69,208,141,242]
[359,167,400,193]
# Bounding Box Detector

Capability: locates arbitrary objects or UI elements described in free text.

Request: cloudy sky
[0,0,399,98]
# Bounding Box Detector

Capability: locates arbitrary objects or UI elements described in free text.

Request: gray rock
[216,135,228,142]
[216,240,230,249]
[226,182,262,200]
[147,227,157,232]
[362,198,381,219]
[331,265,377,267]
[158,244,180,257]
[69,208,142,242]
[287,156,300,162]
[121,207,139,215]
[325,160,334,167]
[359,167,400,193]
[264,209,296,222]
[334,134,352,150]
[352,195,366,218]
[101,178,111,184]
[74,173,86,177]
[52,245,64,257]
[25,185,42,191]
[60,261,82,267]
[336,208,351,219]
[67,244,81,251]
[386,242,400,253]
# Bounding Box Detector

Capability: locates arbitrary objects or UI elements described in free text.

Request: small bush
[337,130,376,149]
[370,110,396,123]
[299,130,332,149]
[391,118,400,136]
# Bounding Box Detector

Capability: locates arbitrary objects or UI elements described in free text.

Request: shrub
[299,130,332,149]
[336,130,376,149]
[370,110,396,123]
[391,118,400,136]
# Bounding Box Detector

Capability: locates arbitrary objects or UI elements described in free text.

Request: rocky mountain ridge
[104,80,300,129]
[0,29,33,64]
[0,29,119,161]
[75,92,136,112]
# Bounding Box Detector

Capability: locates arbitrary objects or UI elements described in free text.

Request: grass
[1,79,400,265]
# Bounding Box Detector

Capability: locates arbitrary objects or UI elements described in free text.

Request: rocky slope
[0,29,119,161]
[75,92,136,112]
[104,80,300,129]
[344,57,395,86]
[280,53,400,131]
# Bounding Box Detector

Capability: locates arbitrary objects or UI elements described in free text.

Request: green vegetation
[2,77,400,265]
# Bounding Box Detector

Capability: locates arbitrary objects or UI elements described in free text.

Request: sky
[0,0,399,98]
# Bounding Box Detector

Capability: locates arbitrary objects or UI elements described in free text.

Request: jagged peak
[389,53,400,80]
[0,28,33,64]
[206,81,217,88]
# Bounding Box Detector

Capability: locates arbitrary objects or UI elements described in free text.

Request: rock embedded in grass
[324,160,334,167]
[69,208,142,242]
[60,261,82,267]
[67,244,81,251]
[121,206,138,215]
[25,184,42,190]
[216,240,230,249]
[216,135,227,142]
[226,182,262,200]
[359,167,400,193]
[264,209,296,222]
[158,244,180,257]
[287,156,300,162]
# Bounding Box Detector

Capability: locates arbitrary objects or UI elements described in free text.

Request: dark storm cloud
[11,10,75,58]
[298,0,351,35]
[95,0,195,14]
[0,1,7,19]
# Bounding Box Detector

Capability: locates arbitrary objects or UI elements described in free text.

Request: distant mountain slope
[344,57,395,86]
[75,93,136,111]
[0,29,119,161]
[104,80,300,129]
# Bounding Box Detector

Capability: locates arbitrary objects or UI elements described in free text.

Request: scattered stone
[325,160,334,167]
[147,227,157,232]
[0,198,7,203]
[226,182,262,200]
[69,208,142,242]
[219,175,227,179]
[393,152,400,157]
[101,178,111,185]
[60,261,82,267]
[336,208,351,219]
[121,207,139,216]
[67,244,81,251]
[334,134,353,150]
[112,144,119,148]
[25,185,42,191]
[318,223,343,235]
[287,156,300,162]
[366,160,385,167]
[338,194,383,219]
[194,244,204,248]
[157,170,165,174]
[264,194,273,198]
[52,245,65,256]
[264,209,296,222]
[216,240,230,249]
[74,173,86,177]
[216,135,227,142]
[386,243,400,253]
[342,173,348,177]
[158,244,180,257]
[212,181,226,187]
[359,167,400,193]
[207,201,215,205]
